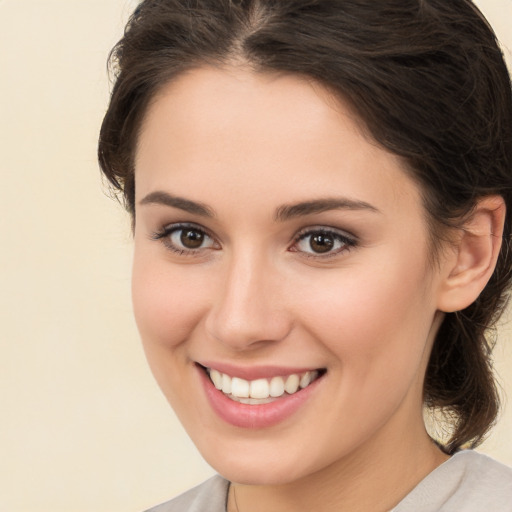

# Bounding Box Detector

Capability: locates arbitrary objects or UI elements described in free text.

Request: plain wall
[1,1,511,510]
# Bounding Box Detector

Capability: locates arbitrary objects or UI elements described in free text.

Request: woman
[98,0,512,510]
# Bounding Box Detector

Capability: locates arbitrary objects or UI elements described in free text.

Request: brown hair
[98,0,512,453]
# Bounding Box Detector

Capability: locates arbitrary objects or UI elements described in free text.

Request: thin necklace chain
[232,484,240,512]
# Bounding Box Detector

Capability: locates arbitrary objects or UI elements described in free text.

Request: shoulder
[394,450,512,512]
[143,475,230,512]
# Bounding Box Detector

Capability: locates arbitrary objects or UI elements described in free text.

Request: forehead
[135,66,423,219]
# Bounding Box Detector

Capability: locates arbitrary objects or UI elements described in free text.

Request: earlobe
[437,196,506,313]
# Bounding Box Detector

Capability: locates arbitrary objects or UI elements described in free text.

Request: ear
[437,195,506,313]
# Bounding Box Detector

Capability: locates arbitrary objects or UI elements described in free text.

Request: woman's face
[133,67,449,485]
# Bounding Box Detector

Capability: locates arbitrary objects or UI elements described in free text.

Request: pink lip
[197,365,324,429]
[198,361,320,380]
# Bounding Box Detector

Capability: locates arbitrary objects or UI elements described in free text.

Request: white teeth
[299,371,312,389]
[231,377,250,398]
[207,368,321,402]
[231,396,275,405]
[210,369,223,390]
[269,376,285,397]
[250,378,270,399]
[300,371,318,389]
[284,374,300,394]
[221,373,232,394]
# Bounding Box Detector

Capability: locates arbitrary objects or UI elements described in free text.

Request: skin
[131,66,473,512]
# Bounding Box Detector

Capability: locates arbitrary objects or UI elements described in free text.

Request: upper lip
[197,361,325,380]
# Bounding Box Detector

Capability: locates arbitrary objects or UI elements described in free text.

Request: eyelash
[151,223,218,256]
[292,227,357,259]
[151,223,357,259]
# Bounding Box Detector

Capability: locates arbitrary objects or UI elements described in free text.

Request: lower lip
[198,367,323,429]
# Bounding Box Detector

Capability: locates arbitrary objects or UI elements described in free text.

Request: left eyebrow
[274,197,380,222]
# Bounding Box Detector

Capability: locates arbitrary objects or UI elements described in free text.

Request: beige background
[0,1,511,511]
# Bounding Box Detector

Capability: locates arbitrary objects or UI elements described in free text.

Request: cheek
[131,249,208,349]
[297,253,435,367]
[296,262,436,436]
[131,249,214,408]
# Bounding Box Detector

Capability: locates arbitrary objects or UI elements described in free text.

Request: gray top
[145,451,512,512]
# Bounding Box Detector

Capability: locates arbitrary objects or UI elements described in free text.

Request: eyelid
[151,222,220,255]
[150,222,357,258]
[290,225,358,258]
[294,224,357,241]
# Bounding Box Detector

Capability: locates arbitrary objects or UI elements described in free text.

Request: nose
[204,249,292,351]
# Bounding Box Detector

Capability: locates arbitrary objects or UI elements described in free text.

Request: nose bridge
[206,245,290,349]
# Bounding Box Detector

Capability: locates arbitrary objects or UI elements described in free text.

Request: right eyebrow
[139,191,215,218]
[274,197,380,222]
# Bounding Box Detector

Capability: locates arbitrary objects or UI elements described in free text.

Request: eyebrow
[139,191,215,217]
[274,197,380,221]
[139,191,379,220]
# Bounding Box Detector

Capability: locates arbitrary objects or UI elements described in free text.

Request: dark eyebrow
[139,191,378,221]
[274,198,379,222]
[139,191,215,218]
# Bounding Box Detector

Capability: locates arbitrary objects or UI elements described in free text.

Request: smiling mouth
[201,366,326,405]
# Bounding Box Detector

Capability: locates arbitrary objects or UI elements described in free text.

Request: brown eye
[309,233,334,253]
[294,228,356,257]
[180,229,204,249]
[162,225,217,253]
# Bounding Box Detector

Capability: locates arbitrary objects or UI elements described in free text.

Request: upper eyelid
[294,225,357,241]
[152,223,219,255]
[292,225,358,251]
[160,222,213,237]
[156,224,355,237]
[151,222,358,254]
[152,223,357,239]
[151,222,215,245]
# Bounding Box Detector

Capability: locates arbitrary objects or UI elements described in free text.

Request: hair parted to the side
[98,0,512,453]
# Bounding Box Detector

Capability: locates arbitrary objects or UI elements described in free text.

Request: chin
[193,434,328,486]
[212,459,311,486]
